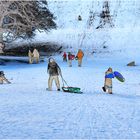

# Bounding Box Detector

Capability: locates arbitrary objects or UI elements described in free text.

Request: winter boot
[102,86,106,92]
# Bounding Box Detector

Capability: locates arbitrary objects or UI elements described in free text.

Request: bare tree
[0,0,56,43]
[96,1,114,29]
[87,11,96,28]
[87,1,97,29]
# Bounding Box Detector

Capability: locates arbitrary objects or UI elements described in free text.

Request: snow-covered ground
[0,54,140,139]
[0,0,140,138]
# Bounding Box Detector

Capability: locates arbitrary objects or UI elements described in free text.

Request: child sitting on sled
[0,71,11,84]
[102,67,114,94]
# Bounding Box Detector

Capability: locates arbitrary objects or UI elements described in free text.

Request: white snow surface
[1,0,140,139]
[0,55,140,139]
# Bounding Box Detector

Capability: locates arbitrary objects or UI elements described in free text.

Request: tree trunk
[0,27,4,53]
[0,27,3,43]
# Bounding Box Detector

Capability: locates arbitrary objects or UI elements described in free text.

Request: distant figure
[76,49,84,67]
[0,71,11,84]
[78,15,82,21]
[102,67,114,94]
[63,52,67,62]
[47,58,61,91]
[33,48,40,63]
[0,43,4,54]
[28,50,33,64]
[68,52,75,67]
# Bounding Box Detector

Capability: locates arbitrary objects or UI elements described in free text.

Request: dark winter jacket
[47,61,61,76]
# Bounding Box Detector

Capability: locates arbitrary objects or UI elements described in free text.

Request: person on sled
[0,71,11,84]
[47,58,61,91]
[102,67,114,94]
[63,52,67,62]
[68,52,75,67]
[76,49,84,67]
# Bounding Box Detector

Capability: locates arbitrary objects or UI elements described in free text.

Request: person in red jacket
[68,52,75,67]
[63,52,67,62]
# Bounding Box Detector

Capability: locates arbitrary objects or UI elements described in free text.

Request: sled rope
[60,71,69,87]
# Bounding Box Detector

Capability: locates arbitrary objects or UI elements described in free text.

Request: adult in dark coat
[47,58,61,91]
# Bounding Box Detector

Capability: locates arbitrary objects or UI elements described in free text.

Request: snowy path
[0,56,140,139]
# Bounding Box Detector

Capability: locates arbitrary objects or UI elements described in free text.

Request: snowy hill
[37,0,140,59]
[8,0,140,60]
[48,0,140,29]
